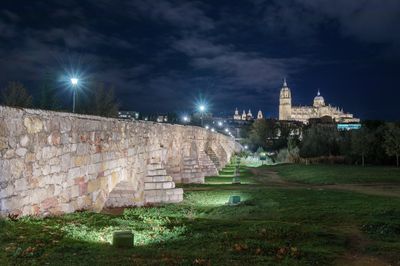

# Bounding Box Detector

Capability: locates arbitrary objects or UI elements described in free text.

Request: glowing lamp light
[244,145,248,149]
[183,116,188,122]
[224,128,229,132]
[211,128,215,132]
[218,121,223,127]
[232,176,241,184]
[199,105,206,112]
[205,125,209,130]
[70,78,78,86]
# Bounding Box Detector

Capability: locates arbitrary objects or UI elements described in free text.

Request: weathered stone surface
[0,106,240,216]
[23,117,43,134]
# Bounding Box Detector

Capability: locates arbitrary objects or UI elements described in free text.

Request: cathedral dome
[313,90,325,107]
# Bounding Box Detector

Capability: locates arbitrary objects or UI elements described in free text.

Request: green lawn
[1,164,400,265]
[268,164,400,185]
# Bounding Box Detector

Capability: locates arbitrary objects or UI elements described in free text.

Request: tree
[249,119,268,150]
[287,136,300,162]
[166,112,178,123]
[38,81,60,110]
[1,81,32,108]
[351,127,374,166]
[89,83,119,117]
[383,123,400,167]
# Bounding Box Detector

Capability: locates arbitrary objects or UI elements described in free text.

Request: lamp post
[71,78,78,113]
[199,104,206,127]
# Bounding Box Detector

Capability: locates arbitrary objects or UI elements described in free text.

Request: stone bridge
[0,106,241,216]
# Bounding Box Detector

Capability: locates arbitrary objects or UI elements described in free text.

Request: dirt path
[335,227,390,266]
[250,168,400,198]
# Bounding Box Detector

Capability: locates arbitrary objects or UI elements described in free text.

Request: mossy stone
[113,231,134,248]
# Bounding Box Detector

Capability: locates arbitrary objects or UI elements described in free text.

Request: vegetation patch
[268,164,400,184]
[1,163,400,265]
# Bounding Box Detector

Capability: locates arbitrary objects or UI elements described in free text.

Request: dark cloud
[255,0,400,48]
[129,1,215,31]
[0,0,399,119]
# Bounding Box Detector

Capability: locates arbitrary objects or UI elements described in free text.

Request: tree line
[0,81,119,117]
[243,119,400,167]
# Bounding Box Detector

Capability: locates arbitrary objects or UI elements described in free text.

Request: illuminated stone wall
[0,106,240,217]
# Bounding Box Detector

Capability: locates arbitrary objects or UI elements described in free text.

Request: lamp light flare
[71,78,78,85]
[199,105,206,112]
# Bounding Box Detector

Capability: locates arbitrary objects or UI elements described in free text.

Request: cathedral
[279,79,360,124]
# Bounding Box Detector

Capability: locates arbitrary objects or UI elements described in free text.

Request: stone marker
[228,195,241,205]
[112,231,134,248]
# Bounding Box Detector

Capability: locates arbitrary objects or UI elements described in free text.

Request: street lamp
[218,121,223,127]
[71,78,78,113]
[182,116,189,123]
[198,104,206,127]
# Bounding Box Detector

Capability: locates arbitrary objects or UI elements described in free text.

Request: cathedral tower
[257,110,263,119]
[279,78,292,120]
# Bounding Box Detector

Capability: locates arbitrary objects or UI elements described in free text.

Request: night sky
[1,0,399,120]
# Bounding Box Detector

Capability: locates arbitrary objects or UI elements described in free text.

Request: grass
[267,164,400,185]
[1,163,400,265]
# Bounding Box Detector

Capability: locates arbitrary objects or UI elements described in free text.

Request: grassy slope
[268,164,400,185]
[1,164,400,265]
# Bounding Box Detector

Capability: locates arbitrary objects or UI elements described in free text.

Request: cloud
[3,0,397,117]
[298,0,400,46]
[255,0,400,48]
[173,36,305,93]
[129,0,214,31]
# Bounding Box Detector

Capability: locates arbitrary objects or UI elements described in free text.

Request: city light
[199,105,206,112]
[244,145,248,149]
[205,125,209,130]
[211,128,215,132]
[70,77,79,113]
[70,78,79,86]
[182,116,189,122]
[225,128,229,132]
[218,121,223,127]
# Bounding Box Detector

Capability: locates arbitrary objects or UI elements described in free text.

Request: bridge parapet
[0,106,240,216]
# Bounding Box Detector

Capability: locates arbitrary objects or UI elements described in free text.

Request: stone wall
[0,106,240,216]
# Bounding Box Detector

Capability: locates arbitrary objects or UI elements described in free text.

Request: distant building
[233,108,254,121]
[233,108,241,120]
[118,111,139,120]
[337,123,362,131]
[157,115,168,123]
[257,110,263,119]
[279,79,360,124]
